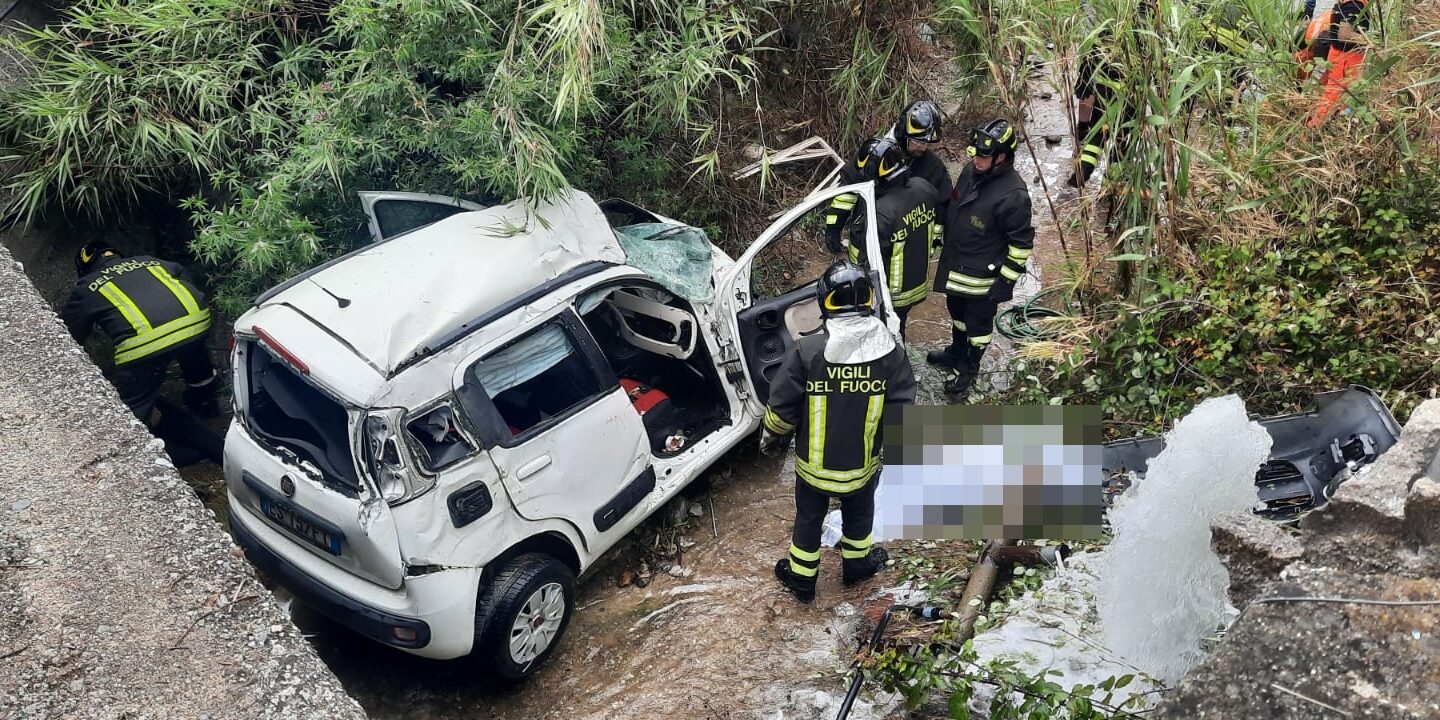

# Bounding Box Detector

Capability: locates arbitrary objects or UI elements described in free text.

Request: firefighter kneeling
[760,261,917,603]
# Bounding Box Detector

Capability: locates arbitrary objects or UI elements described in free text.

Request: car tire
[473,553,575,682]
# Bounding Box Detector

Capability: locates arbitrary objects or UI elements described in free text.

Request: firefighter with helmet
[62,241,220,424]
[891,99,952,228]
[824,99,951,253]
[835,135,940,338]
[761,260,917,603]
[928,119,1034,396]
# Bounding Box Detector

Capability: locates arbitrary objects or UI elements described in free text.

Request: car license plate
[260,496,342,556]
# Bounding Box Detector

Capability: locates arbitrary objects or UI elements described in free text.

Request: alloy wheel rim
[509,582,565,664]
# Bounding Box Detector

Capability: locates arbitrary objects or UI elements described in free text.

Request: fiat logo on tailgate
[280,475,296,498]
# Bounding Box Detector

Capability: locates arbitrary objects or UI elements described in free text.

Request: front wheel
[473,553,575,682]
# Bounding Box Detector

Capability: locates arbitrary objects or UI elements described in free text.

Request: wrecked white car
[223,185,898,679]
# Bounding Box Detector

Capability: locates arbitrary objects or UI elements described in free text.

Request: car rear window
[244,343,360,491]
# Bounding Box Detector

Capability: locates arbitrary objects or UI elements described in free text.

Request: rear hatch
[227,304,405,589]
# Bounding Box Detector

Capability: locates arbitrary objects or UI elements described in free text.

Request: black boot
[943,344,986,396]
[1066,161,1097,188]
[842,546,889,586]
[774,560,816,604]
[926,345,964,369]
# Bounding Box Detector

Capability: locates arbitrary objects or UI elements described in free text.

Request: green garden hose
[996,287,1068,341]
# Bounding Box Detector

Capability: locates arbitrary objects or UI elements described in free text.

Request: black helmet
[897,100,943,144]
[75,241,118,276]
[967,118,1018,161]
[855,135,908,185]
[816,260,876,318]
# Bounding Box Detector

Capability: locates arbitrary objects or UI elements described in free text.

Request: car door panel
[716,183,896,413]
[357,191,490,243]
[452,309,651,551]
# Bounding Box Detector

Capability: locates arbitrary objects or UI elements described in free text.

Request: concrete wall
[0,243,368,719]
[0,6,368,716]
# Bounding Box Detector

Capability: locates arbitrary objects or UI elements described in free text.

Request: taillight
[364,412,410,503]
[253,325,309,375]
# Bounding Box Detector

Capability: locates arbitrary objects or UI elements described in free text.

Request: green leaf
[1106,253,1147,262]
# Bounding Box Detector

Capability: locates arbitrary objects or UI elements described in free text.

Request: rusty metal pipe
[952,540,1016,642]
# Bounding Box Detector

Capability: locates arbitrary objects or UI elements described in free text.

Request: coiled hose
[995,287,1068,341]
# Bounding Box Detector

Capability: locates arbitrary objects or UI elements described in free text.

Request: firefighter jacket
[934,163,1034,297]
[62,255,213,365]
[762,327,917,496]
[825,148,949,238]
[907,150,951,230]
[846,175,940,309]
[823,163,864,232]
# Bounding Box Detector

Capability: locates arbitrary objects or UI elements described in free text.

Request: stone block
[1211,511,1303,606]
[1405,477,1440,547]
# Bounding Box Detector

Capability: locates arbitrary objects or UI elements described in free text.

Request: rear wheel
[473,553,575,682]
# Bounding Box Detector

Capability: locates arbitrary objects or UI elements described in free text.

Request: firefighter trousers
[788,473,877,578]
[945,293,998,349]
[113,338,217,422]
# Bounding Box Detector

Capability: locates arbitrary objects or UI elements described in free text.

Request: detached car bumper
[1102,386,1402,520]
[228,497,481,659]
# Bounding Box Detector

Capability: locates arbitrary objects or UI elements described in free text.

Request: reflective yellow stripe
[1207,23,1248,53]
[1000,265,1022,281]
[147,266,200,315]
[949,272,993,284]
[789,544,821,562]
[952,319,967,331]
[764,407,795,435]
[825,215,839,225]
[807,395,827,472]
[831,194,857,210]
[113,309,212,365]
[968,333,992,346]
[789,558,819,577]
[860,393,884,466]
[796,457,877,494]
[1006,246,1032,261]
[841,533,873,559]
[848,244,861,263]
[947,283,991,296]
[1081,144,1103,165]
[889,241,904,295]
[892,283,927,308]
[97,283,152,335]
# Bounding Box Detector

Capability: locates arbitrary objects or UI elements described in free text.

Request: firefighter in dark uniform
[835,135,939,339]
[892,99,952,232]
[62,242,220,423]
[762,261,917,603]
[928,119,1034,395]
[1067,44,1123,188]
[824,99,949,248]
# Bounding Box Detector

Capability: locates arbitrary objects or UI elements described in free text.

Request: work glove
[824,225,844,254]
[760,428,791,457]
[987,277,1016,304]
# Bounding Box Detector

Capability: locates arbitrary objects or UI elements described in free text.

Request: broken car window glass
[406,403,475,470]
[469,322,605,437]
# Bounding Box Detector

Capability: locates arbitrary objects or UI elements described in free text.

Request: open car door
[715,182,897,416]
[357,191,490,243]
